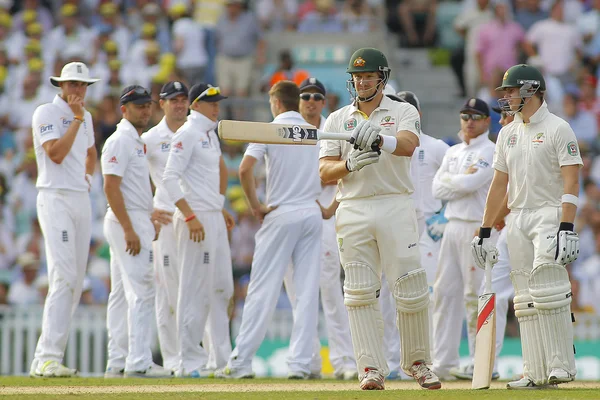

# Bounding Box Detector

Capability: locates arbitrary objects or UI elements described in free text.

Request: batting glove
[350,120,369,150]
[426,207,448,242]
[346,148,380,172]
[546,222,579,265]
[471,227,499,270]
[356,123,382,151]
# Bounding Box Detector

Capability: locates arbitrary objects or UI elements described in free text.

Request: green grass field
[0,377,599,399]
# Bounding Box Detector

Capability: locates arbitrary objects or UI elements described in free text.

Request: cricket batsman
[472,64,582,389]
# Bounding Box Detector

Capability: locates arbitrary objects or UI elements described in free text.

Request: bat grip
[371,136,382,155]
[484,258,493,293]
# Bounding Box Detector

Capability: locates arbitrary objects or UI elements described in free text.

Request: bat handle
[484,257,493,294]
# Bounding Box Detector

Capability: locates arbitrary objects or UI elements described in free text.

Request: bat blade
[472,267,496,390]
[218,120,351,145]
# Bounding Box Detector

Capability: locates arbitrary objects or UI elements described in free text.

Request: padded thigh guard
[393,268,431,373]
[344,262,389,377]
[529,263,577,377]
[511,269,547,385]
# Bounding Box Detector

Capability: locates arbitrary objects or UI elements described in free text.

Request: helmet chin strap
[356,80,385,103]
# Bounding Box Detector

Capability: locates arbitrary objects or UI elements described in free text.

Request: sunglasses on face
[460,113,487,121]
[193,86,221,103]
[120,87,150,100]
[299,93,325,101]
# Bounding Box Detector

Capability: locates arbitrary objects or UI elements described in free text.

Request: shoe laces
[412,363,434,380]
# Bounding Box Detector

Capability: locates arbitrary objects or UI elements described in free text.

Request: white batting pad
[511,270,547,385]
[343,262,389,378]
[393,268,431,373]
[529,263,577,377]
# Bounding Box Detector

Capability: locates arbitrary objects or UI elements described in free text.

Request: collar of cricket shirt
[515,100,549,125]
[462,130,490,147]
[117,118,144,144]
[189,110,217,131]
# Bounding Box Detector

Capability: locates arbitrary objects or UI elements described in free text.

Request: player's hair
[269,80,299,112]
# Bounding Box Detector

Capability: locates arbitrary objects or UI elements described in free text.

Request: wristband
[561,194,579,207]
[345,160,351,172]
[559,222,574,232]
[185,214,196,222]
[73,115,84,122]
[379,135,397,154]
[478,227,492,239]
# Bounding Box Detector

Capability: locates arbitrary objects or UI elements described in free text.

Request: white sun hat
[49,61,100,87]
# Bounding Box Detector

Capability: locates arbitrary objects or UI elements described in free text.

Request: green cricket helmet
[346,47,391,102]
[496,64,546,92]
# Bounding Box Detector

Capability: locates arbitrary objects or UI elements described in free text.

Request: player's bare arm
[104,174,141,256]
[481,170,509,228]
[381,129,420,157]
[174,197,205,242]
[318,196,339,220]
[560,164,580,224]
[239,154,276,222]
[319,155,349,183]
[84,146,96,191]
[42,96,85,164]
[220,155,235,230]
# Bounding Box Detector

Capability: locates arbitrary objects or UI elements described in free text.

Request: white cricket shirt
[162,110,224,212]
[245,111,321,216]
[101,118,153,220]
[32,95,95,192]
[493,101,584,210]
[319,95,420,201]
[410,132,449,218]
[142,117,177,213]
[432,131,495,222]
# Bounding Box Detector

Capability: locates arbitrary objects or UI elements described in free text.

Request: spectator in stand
[215,0,265,98]
[170,3,209,86]
[579,75,600,130]
[123,41,162,90]
[92,3,131,64]
[261,50,309,92]
[45,5,97,66]
[0,217,15,270]
[129,2,172,53]
[514,0,547,31]
[396,0,437,47]
[256,0,298,31]
[561,87,598,147]
[0,281,9,305]
[523,0,583,86]
[577,0,600,46]
[340,0,377,33]
[12,0,54,33]
[7,252,41,306]
[298,0,343,33]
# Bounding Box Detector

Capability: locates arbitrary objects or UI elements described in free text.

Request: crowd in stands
[0,0,597,319]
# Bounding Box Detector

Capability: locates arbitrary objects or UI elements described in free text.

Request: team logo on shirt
[418,149,425,162]
[173,141,184,152]
[415,120,420,132]
[39,124,54,136]
[344,118,357,131]
[160,141,170,152]
[567,141,579,156]
[136,148,145,157]
[202,140,210,148]
[532,132,544,143]
[108,156,118,164]
[380,116,395,127]
[507,134,518,148]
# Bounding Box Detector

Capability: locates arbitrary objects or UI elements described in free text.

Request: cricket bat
[472,257,496,390]
[218,120,352,145]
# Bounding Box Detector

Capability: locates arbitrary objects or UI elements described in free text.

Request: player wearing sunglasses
[431,97,495,381]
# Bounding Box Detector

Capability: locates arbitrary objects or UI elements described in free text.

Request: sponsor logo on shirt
[418,149,425,162]
[160,141,170,152]
[39,124,54,136]
[476,158,490,168]
[532,132,544,143]
[380,115,395,127]
[202,140,210,148]
[344,118,357,131]
[173,141,184,152]
[136,148,145,157]
[61,117,71,127]
[108,156,118,164]
[507,134,518,148]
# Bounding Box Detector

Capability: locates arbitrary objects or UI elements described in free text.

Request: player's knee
[393,268,429,313]
[343,262,380,307]
[510,270,536,318]
[529,263,572,311]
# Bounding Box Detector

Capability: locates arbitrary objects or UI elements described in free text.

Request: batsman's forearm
[492,192,510,226]
[482,185,507,227]
[219,156,227,195]
[105,186,134,232]
[319,158,349,183]
[240,170,261,210]
[85,146,96,175]
[175,198,195,219]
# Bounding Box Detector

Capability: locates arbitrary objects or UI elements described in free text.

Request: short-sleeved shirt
[215,12,262,57]
[319,95,420,201]
[142,117,176,213]
[32,95,95,192]
[101,118,153,219]
[493,102,583,210]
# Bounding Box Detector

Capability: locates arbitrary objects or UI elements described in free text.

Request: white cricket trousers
[174,210,234,372]
[432,219,483,375]
[284,217,355,374]
[229,207,322,374]
[34,189,91,364]
[104,211,156,372]
[153,222,180,370]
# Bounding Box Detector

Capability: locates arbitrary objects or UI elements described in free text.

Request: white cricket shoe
[288,371,310,379]
[335,369,358,381]
[308,371,322,379]
[409,362,442,390]
[214,366,255,379]
[124,363,174,378]
[507,377,558,389]
[548,368,575,384]
[176,367,214,378]
[29,359,40,378]
[360,368,385,390]
[104,367,124,378]
[35,361,78,378]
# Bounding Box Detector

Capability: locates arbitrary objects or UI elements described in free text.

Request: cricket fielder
[102,85,173,378]
[472,64,582,389]
[217,81,322,379]
[378,91,449,379]
[30,62,99,377]
[282,77,357,380]
[430,98,495,380]
[319,48,441,390]
[162,83,235,377]
[142,81,189,371]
